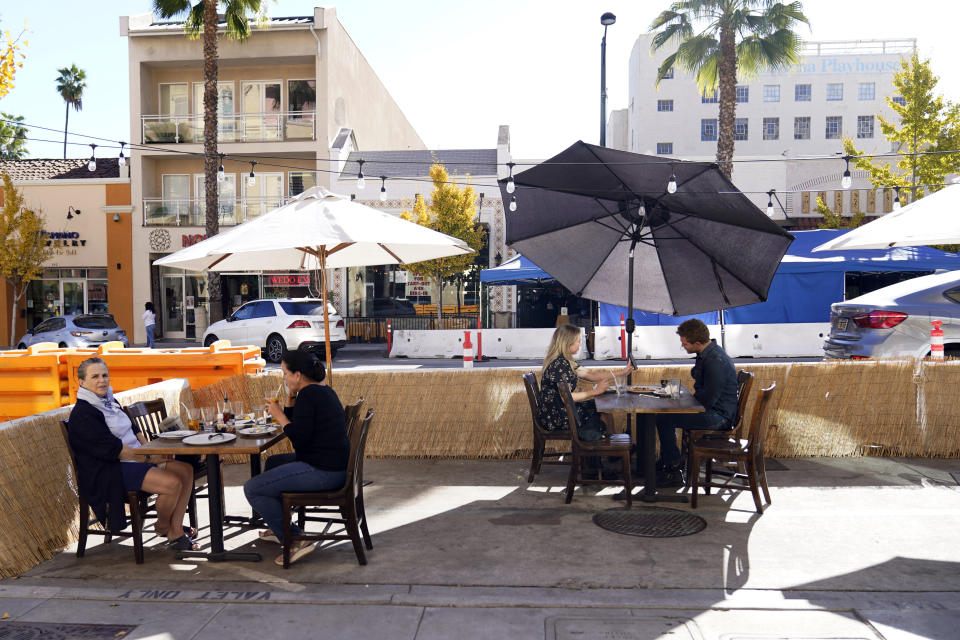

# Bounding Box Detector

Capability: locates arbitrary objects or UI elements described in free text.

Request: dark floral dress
[538,356,602,432]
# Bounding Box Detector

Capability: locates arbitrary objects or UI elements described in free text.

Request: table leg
[176,453,262,562]
[640,415,689,504]
[223,452,264,527]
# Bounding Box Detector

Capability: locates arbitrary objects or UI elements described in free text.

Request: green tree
[400,164,484,323]
[815,196,863,230]
[0,173,53,347]
[650,0,808,178]
[843,53,960,202]
[0,113,27,159]
[55,64,85,160]
[152,0,263,322]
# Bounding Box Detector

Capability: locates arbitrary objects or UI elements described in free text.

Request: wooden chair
[682,371,755,484]
[690,382,776,514]
[521,373,572,482]
[557,382,633,508]
[125,399,203,532]
[59,421,147,564]
[343,396,365,441]
[280,409,374,568]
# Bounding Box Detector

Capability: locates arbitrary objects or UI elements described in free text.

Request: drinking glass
[200,406,215,433]
[613,374,625,396]
[183,406,201,432]
[251,404,266,424]
[668,379,681,398]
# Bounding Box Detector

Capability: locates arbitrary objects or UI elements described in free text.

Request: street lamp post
[599,12,616,147]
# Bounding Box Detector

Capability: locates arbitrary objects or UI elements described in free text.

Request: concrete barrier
[391,328,589,360]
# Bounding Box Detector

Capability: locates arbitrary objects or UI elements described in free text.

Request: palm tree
[650,1,809,179]
[55,65,86,160]
[152,0,262,322]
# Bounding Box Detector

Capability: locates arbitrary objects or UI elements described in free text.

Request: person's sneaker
[656,464,685,488]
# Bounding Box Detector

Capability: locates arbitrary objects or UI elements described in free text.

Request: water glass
[613,375,625,396]
[200,406,215,433]
[668,379,681,398]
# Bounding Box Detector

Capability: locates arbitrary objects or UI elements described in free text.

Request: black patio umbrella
[500,141,794,356]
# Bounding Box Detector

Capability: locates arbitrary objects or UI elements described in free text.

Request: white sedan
[202,298,347,363]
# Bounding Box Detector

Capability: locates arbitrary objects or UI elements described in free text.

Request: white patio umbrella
[812,183,960,252]
[154,186,473,374]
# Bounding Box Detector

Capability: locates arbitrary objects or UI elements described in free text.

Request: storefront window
[24,269,112,329]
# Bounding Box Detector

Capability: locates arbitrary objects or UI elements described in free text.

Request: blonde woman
[538,324,633,440]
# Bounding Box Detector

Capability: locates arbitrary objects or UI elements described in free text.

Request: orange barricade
[0,343,72,421]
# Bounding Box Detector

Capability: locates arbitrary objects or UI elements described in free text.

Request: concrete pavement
[2,456,959,639]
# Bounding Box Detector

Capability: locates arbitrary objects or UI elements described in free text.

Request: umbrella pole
[626,240,636,456]
[319,248,333,382]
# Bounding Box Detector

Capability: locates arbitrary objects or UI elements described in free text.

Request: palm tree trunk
[63,104,69,159]
[203,0,223,323]
[715,24,738,180]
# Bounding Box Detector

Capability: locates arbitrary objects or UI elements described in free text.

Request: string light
[248,161,257,187]
[893,186,901,210]
[666,167,677,194]
[841,156,852,189]
[509,195,517,212]
[117,142,126,167]
[379,176,387,202]
[217,153,225,183]
[766,190,775,217]
[356,159,366,190]
[87,144,97,172]
[505,162,516,194]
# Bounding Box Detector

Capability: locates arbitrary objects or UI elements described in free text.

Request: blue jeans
[243,453,346,544]
[655,411,730,466]
[145,324,155,348]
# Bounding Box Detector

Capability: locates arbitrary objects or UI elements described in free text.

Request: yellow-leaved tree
[0,174,53,347]
[0,24,27,100]
[400,163,485,323]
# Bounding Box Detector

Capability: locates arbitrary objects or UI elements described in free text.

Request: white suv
[202,298,347,363]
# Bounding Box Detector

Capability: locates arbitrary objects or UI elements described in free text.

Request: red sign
[182,234,207,247]
[266,274,311,287]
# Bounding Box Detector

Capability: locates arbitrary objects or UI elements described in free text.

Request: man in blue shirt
[656,318,738,487]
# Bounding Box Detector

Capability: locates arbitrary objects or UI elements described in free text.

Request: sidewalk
[2,456,959,639]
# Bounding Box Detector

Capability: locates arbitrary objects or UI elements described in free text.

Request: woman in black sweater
[244,350,349,565]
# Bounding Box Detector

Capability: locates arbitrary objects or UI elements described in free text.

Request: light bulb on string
[118,142,126,167]
[666,167,677,194]
[505,162,516,194]
[893,186,901,210]
[841,156,852,189]
[248,161,257,187]
[87,144,97,172]
[379,176,387,202]
[766,190,775,217]
[356,159,366,190]
[509,195,517,212]
[217,154,225,183]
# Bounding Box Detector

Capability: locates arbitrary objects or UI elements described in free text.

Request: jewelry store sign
[44,231,87,256]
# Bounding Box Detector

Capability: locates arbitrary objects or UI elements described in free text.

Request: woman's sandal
[274,542,316,566]
[258,530,280,544]
[183,525,198,538]
[167,535,200,551]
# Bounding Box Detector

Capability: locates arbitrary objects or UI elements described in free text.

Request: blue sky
[1,0,958,160]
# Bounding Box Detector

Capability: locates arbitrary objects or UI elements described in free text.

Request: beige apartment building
[123,7,425,343]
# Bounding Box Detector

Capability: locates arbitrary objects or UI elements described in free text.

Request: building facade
[123,6,426,343]
[610,36,917,225]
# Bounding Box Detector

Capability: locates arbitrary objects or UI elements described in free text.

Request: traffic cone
[619,313,626,359]
[931,320,944,360]
[463,331,474,368]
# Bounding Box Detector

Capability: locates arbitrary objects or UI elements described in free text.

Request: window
[662,67,674,79]
[825,116,843,139]
[701,89,718,104]
[287,79,316,113]
[734,118,748,141]
[763,85,780,102]
[656,142,673,155]
[763,117,779,140]
[736,86,749,103]
[158,83,189,116]
[794,116,811,140]
[795,83,811,102]
[857,115,875,138]
[657,99,674,112]
[892,95,906,106]
[288,171,318,196]
[858,82,875,101]
[826,83,843,101]
[701,119,718,141]
[251,301,277,319]
[232,303,256,320]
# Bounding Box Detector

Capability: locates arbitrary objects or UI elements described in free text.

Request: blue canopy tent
[479,254,553,285]
[598,229,960,326]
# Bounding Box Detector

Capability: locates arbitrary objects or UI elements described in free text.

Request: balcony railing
[143,196,288,227]
[141,112,315,144]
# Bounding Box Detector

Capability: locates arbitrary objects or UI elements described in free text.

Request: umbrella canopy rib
[378,243,405,264]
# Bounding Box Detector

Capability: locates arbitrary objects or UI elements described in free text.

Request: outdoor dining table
[136,429,287,562]
[595,385,703,504]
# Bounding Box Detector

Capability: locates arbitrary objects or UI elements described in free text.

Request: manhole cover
[593,506,706,538]
[0,622,135,639]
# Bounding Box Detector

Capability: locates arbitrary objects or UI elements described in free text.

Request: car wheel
[204,335,219,347]
[945,345,960,359]
[59,342,67,348]
[266,334,286,363]
[17,343,26,350]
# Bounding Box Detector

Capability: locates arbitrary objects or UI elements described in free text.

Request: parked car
[201,298,347,363]
[371,297,416,317]
[17,315,129,349]
[823,270,960,359]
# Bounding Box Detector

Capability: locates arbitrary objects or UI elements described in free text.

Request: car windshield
[73,315,118,329]
[278,301,337,316]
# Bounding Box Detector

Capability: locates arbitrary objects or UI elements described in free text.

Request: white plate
[238,425,277,437]
[182,432,237,446]
[158,430,195,440]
